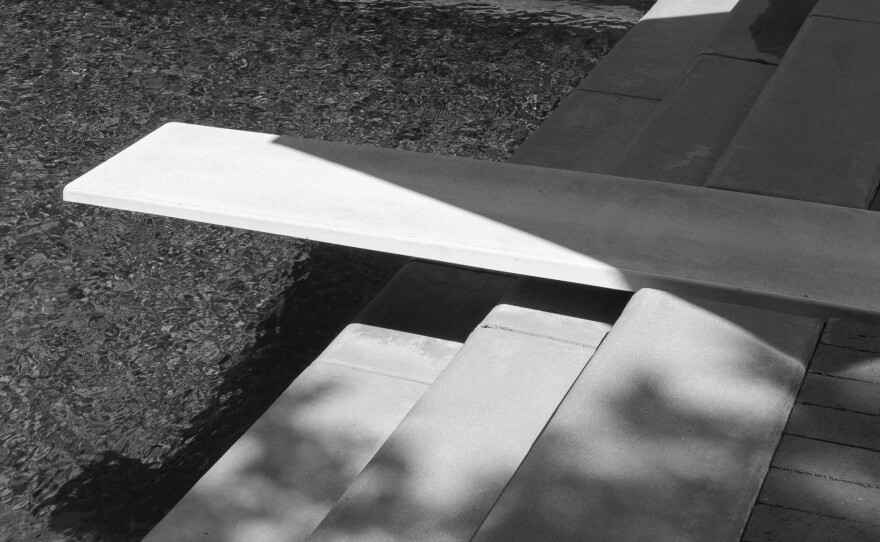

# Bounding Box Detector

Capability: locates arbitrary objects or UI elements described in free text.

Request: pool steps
[61,0,880,539]
[143,262,517,542]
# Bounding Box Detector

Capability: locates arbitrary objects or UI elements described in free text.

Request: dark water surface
[1,0,652,539]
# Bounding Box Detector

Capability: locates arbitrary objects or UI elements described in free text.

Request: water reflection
[340,0,654,30]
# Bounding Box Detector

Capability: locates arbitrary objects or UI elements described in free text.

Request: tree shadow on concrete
[45,243,405,541]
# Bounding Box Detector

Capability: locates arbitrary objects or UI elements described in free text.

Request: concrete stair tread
[507,89,659,174]
[471,288,823,541]
[308,311,605,540]
[812,0,880,24]
[705,14,880,208]
[578,0,740,100]
[705,0,818,64]
[611,54,774,186]
[143,262,515,541]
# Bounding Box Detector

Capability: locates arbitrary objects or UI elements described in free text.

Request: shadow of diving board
[63,122,880,318]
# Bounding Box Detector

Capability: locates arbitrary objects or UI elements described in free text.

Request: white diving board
[63,122,880,318]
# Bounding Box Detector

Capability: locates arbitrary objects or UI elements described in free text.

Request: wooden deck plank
[743,504,880,542]
[786,404,880,451]
[63,123,880,318]
[758,468,880,526]
[772,434,880,488]
[822,318,880,354]
[798,374,880,416]
[809,344,880,384]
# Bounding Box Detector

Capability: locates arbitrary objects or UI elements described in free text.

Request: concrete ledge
[705,0,818,64]
[812,0,880,24]
[144,325,460,542]
[472,289,822,542]
[508,89,659,174]
[64,123,880,318]
[579,0,739,99]
[309,326,597,541]
[706,15,880,208]
[612,54,774,186]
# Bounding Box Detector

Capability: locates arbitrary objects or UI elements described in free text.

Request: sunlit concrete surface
[472,289,822,542]
[309,326,600,541]
[143,325,460,542]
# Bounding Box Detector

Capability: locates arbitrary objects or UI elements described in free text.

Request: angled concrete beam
[64,123,880,317]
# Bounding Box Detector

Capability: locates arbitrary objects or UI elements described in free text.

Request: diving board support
[63,122,880,318]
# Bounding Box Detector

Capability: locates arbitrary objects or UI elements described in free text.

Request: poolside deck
[64,0,880,540]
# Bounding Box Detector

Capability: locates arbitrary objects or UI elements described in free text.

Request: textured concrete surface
[613,54,774,186]
[144,325,460,542]
[481,278,629,345]
[472,289,822,542]
[706,16,880,208]
[705,0,818,64]
[812,0,880,24]
[308,327,596,542]
[508,89,659,173]
[63,123,880,316]
[579,0,739,99]
[354,261,515,343]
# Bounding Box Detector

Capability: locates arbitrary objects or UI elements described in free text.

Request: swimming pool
[1,1,652,539]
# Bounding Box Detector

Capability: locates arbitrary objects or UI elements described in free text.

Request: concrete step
[579,0,740,100]
[611,54,774,186]
[705,0,818,65]
[705,11,880,208]
[143,261,515,542]
[510,0,740,174]
[307,282,619,541]
[471,288,822,542]
[609,0,817,186]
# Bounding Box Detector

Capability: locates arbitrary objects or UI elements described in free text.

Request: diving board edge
[63,122,880,320]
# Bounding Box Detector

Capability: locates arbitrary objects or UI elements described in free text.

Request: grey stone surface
[508,89,659,173]
[772,434,880,488]
[480,278,630,346]
[809,345,880,384]
[613,55,774,186]
[705,0,818,64]
[308,327,596,542]
[706,16,880,208]
[472,289,821,542]
[354,261,515,343]
[579,0,737,99]
[813,0,880,24]
[144,325,459,542]
[758,468,880,526]
[744,504,880,541]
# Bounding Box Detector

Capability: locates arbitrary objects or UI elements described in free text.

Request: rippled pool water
[1,0,652,539]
